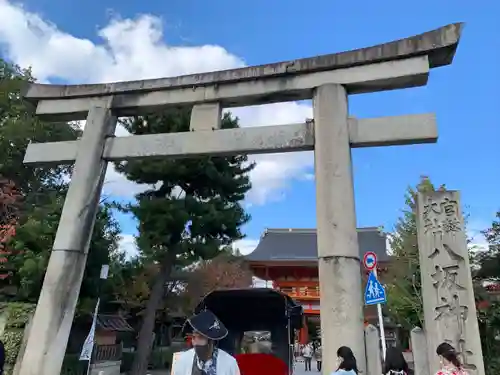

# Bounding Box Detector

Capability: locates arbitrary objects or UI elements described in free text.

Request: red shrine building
[245,227,396,345]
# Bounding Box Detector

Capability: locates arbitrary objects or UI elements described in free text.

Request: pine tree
[116,109,254,375]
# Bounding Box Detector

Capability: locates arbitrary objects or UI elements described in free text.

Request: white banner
[79,299,100,361]
[100,264,109,280]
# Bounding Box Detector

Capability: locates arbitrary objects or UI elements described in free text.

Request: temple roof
[96,314,134,332]
[245,227,388,263]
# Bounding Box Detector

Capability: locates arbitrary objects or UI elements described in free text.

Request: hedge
[0,302,36,375]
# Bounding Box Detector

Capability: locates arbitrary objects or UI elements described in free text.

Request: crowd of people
[0,306,471,375]
[174,308,470,375]
[295,341,322,371]
[296,340,468,375]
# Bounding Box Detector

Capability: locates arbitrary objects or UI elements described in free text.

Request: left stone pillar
[313,84,366,375]
[18,102,117,375]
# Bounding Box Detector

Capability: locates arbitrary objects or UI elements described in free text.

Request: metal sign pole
[363,252,387,361]
[374,268,387,360]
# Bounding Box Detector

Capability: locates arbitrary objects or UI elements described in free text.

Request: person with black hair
[330,346,358,375]
[174,310,240,375]
[383,346,413,375]
[315,343,322,372]
[435,342,468,375]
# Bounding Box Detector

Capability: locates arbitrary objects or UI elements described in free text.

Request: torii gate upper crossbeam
[23,23,461,100]
[22,23,462,121]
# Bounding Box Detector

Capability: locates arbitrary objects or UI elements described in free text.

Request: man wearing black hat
[173,310,240,375]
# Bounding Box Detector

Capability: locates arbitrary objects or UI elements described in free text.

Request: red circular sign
[363,251,377,270]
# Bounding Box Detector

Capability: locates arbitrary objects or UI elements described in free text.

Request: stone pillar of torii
[17,23,463,375]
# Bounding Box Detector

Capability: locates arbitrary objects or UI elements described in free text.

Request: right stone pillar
[314,84,366,375]
[416,190,485,375]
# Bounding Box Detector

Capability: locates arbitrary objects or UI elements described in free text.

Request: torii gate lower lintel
[18,23,462,375]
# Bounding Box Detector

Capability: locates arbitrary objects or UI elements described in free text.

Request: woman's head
[436,342,461,368]
[383,347,409,374]
[336,346,358,373]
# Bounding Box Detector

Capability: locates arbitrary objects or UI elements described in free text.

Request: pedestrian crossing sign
[364,271,386,305]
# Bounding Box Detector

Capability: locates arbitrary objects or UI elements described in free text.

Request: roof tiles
[245,228,388,262]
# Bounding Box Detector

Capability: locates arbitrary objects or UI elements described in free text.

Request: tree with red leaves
[0,178,22,224]
[0,177,22,286]
[182,251,253,313]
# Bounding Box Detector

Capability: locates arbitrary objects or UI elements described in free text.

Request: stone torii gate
[18,23,462,375]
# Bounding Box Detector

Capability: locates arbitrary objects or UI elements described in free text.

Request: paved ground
[294,359,321,375]
[141,359,321,375]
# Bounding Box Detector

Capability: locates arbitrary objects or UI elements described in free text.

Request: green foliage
[0,58,80,199]
[0,57,78,301]
[78,203,122,313]
[473,211,500,281]
[385,176,443,329]
[0,302,35,367]
[0,302,35,328]
[4,194,64,301]
[3,196,121,308]
[0,58,121,309]
[1,330,23,364]
[477,300,500,375]
[472,211,500,375]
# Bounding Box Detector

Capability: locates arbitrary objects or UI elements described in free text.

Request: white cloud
[386,227,489,256]
[232,238,273,288]
[232,238,259,256]
[103,167,152,197]
[118,233,259,260]
[232,103,313,204]
[118,233,139,259]
[467,230,489,252]
[0,0,313,205]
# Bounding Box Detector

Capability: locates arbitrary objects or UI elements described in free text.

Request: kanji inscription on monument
[416,191,485,375]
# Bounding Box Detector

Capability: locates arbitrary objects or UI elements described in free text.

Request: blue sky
[0,0,498,253]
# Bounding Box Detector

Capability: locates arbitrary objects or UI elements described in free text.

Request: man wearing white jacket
[173,310,240,375]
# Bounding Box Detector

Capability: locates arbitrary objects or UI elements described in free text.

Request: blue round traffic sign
[363,251,377,270]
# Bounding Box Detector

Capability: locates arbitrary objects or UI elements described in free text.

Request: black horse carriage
[188,288,304,375]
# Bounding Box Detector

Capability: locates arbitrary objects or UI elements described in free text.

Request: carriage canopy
[194,288,303,333]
